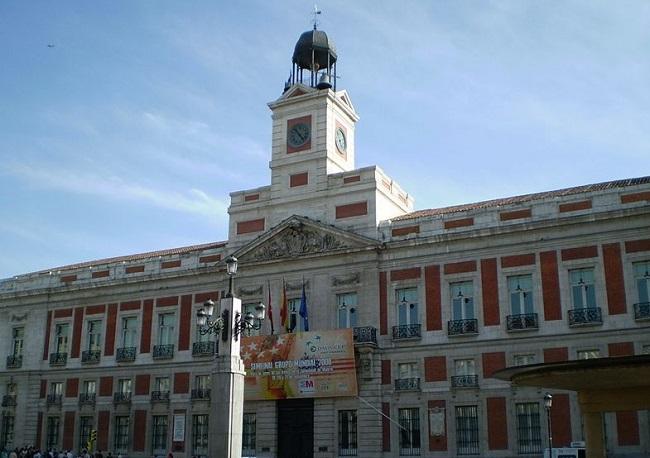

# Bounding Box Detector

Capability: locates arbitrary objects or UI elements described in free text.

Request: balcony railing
[1,395,17,407]
[46,394,62,406]
[568,307,603,326]
[151,391,170,402]
[49,352,67,366]
[506,313,539,331]
[191,388,211,400]
[634,302,650,321]
[78,393,96,405]
[353,326,378,345]
[447,319,478,336]
[81,350,101,364]
[392,324,421,340]
[394,377,420,392]
[6,355,22,369]
[192,341,216,357]
[116,347,136,362]
[153,344,175,360]
[451,375,479,388]
[113,392,132,404]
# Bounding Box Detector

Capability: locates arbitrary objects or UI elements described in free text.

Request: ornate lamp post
[544,393,553,458]
[195,256,265,458]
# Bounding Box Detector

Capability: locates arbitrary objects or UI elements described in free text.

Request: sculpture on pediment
[250,222,349,261]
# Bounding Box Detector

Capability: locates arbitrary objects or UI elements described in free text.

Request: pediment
[278,84,316,101]
[235,215,379,263]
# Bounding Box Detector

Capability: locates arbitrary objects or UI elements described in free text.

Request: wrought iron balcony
[1,395,17,407]
[506,313,539,331]
[568,307,603,327]
[49,352,67,366]
[151,390,170,402]
[192,341,216,357]
[113,392,132,404]
[46,394,62,406]
[451,375,479,388]
[394,377,420,392]
[191,388,211,400]
[6,355,22,369]
[392,324,421,340]
[353,326,378,345]
[634,302,650,321]
[78,393,96,405]
[447,319,479,336]
[153,344,175,360]
[81,350,101,364]
[116,346,136,362]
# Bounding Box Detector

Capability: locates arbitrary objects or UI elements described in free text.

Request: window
[196,313,212,343]
[55,323,70,353]
[455,405,479,455]
[11,327,24,357]
[516,403,541,454]
[114,416,130,453]
[338,410,357,456]
[87,320,102,351]
[159,313,176,345]
[6,383,16,397]
[82,380,96,395]
[396,287,419,326]
[195,375,210,390]
[78,416,93,451]
[46,416,60,450]
[451,282,474,320]
[455,359,475,376]
[243,303,262,336]
[398,408,420,456]
[121,317,138,347]
[1,413,15,448]
[118,379,132,394]
[633,261,650,303]
[155,377,170,392]
[398,362,418,380]
[569,268,596,309]
[642,345,650,355]
[513,354,536,367]
[50,382,63,396]
[577,349,600,360]
[242,413,256,456]
[152,415,168,452]
[192,415,209,457]
[288,298,306,332]
[508,275,533,315]
[337,292,358,328]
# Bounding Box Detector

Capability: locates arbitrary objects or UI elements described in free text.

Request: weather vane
[312,4,322,30]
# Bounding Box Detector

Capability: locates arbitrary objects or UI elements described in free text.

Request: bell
[316,73,332,89]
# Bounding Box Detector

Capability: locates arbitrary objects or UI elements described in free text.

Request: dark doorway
[277,398,314,458]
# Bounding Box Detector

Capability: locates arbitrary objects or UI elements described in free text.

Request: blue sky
[1,1,649,278]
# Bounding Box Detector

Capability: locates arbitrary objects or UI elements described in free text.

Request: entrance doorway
[277,398,314,458]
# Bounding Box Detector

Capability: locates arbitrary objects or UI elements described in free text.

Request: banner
[242,329,358,400]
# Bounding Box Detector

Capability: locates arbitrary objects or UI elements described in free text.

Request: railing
[506,313,538,331]
[353,326,377,345]
[447,319,479,336]
[78,393,96,405]
[191,388,211,400]
[116,347,137,362]
[151,391,170,402]
[392,324,421,340]
[568,307,602,326]
[394,378,420,392]
[634,302,650,321]
[6,355,22,369]
[113,392,132,404]
[153,344,175,359]
[1,395,17,407]
[49,352,67,366]
[451,375,479,388]
[46,394,62,406]
[81,350,101,364]
[192,341,216,357]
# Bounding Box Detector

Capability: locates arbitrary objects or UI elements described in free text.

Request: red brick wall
[444,260,477,275]
[65,378,79,398]
[559,200,592,212]
[392,225,420,237]
[141,299,153,353]
[603,243,627,315]
[625,238,650,253]
[481,258,500,326]
[60,275,77,283]
[482,352,506,378]
[444,217,474,229]
[616,411,640,445]
[551,394,572,447]
[621,191,650,203]
[71,307,84,358]
[40,380,47,398]
[390,267,421,281]
[179,294,192,351]
[97,411,110,451]
[501,253,535,268]
[104,303,118,356]
[335,201,368,219]
[85,304,105,315]
[63,411,75,450]
[99,376,113,396]
[92,269,110,278]
[343,175,361,184]
[126,265,145,274]
[289,172,308,187]
[561,245,598,261]
[424,356,446,382]
[244,193,259,202]
[42,311,52,360]
[134,410,148,451]
[540,251,562,321]
[237,218,265,234]
[161,260,181,269]
[195,291,219,303]
[174,372,190,394]
[487,397,508,450]
[381,360,391,385]
[156,296,179,307]
[120,300,141,311]
[428,400,447,451]
[135,374,150,395]
[199,254,221,263]
[379,272,388,335]
[608,342,634,357]
[382,402,391,452]
[544,347,568,363]
[425,265,442,331]
[54,308,73,318]
[499,208,531,221]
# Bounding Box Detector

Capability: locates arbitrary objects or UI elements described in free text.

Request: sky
[1,1,649,279]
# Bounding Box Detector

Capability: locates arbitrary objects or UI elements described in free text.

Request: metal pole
[546,406,553,458]
[227,275,234,298]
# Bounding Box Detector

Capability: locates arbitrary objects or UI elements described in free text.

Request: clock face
[335,127,347,153]
[287,123,311,148]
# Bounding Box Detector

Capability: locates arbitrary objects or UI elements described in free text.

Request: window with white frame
[513,354,536,367]
[337,292,358,328]
[46,416,60,450]
[338,410,358,456]
[397,362,419,381]
[55,323,70,353]
[113,416,130,453]
[78,416,93,451]
[192,414,209,457]
[158,313,176,345]
[508,275,534,315]
[195,375,210,390]
[633,261,650,303]
[87,320,102,351]
[155,377,170,393]
[569,268,597,309]
[82,380,96,395]
[398,408,421,456]
[242,413,256,456]
[516,402,542,454]
[451,282,474,321]
[396,287,419,326]
[152,415,168,453]
[118,378,132,394]
[50,382,63,396]
[11,327,24,357]
[121,316,138,347]
[455,405,479,455]
[455,359,476,376]
[577,349,600,360]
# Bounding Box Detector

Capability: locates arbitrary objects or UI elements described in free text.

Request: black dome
[292,29,337,71]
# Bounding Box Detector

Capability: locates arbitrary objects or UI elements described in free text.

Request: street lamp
[224,255,238,297]
[196,299,266,341]
[544,393,553,458]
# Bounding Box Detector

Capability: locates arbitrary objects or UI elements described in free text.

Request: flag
[299,280,309,332]
[267,280,274,335]
[280,279,288,332]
